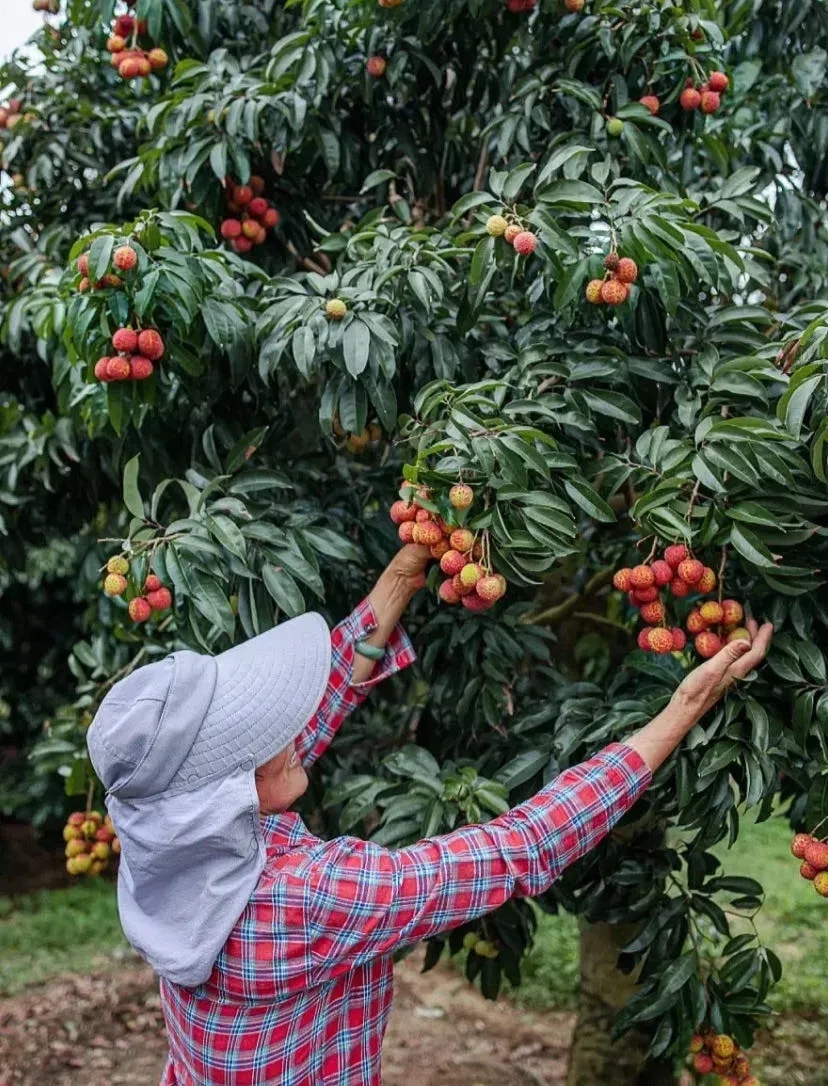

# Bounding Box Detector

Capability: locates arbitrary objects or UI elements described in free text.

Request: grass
[0,879,127,996]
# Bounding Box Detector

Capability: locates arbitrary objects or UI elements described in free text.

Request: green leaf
[88,234,115,284]
[777,374,821,439]
[261,564,305,618]
[563,478,615,523]
[469,235,495,287]
[729,524,776,570]
[342,318,371,377]
[122,455,145,519]
[360,169,396,194]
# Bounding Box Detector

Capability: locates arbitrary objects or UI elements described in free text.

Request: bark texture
[566,918,677,1086]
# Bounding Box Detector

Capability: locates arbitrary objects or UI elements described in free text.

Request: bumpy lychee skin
[137,329,164,360]
[366,55,387,76]
[664,544,688,569]
[459,562,484,588]
[449,528,474,553]
[398,521,416,544]
[441,549,467,577]
[513,231,537,256]
[77,252,90,277]
[112,327,139,352]
[146,587,172,611]
[413,521,443,547]
[486,215,508,237]
[585,278,604,304]
[233,185,253,206]
[632,585,659,603]
[720,599,744,626]
[113,245,138,272]
[439,579,461,605]
[390,500,416,524]
[695,631,723,658]
[242,220,260,241]
[128,597,152,623]
[415,508,434,524]
[600,278,628,305]
[94,357,112,381]
[697,566,717,594]
[104,573,127,597]
[144,574,162,593]
[693,1054,713,1075]
[712,1036,735,1061]
[232,236,253,254]
[247,197,269,218]
[699,600,724,625]
[637,628,653,651]
[677,558,703,584]
[650,560,673,586]
[629,565,655,589]
[686,609,707,634]
[689,1035,704,1055]
[680,87,701,110]
[800,861,818,880]
[504,224,521,245]
[615,258,638,284]
[129,356,154,380]
[221,218,242,240]
[326,298,347,320]
[603,253,620,272]
[476,575,506,603]
[639,601,666,626]
[649,628,674,655]
[670,627,687,651]
[791,833,813,859]
[700,90,721,114]
[803,839,828,871]
[670,577,691,598]
[814,871,828,897]
[106,356,131,381]
[461,592,494,613]
[612,568,633,592]
[449,483,474,510]
[430,539,450,561]
[263,207,280,229]
[451,573,474,597]
[727,627,751,643]
[708,70,729,93]
[107,556,129,576]
[639,94,660,115]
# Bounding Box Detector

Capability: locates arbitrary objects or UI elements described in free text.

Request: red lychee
[721,599,744,626]
[649,628,674,655]
[128,597,152,623]
[513,231,537,256]
[242,220,260,241]
[263,207,280,229]
[430,539,451,560]
[144,574,162,593]
[695,631,723,658]
[452,574,475,597]
[398,522,416,544]
[135,330,164,362]
[697,566,717,594]
[708,71,729,93]
[632,586,659,603]
[791,833,813,859]
[686,609,707,635]
[600,278,628,305]
[680,87,701,110]
[640,601,666,626]
[801,861,818,880]
[113,245,138,271]
[476,575,506,603]
[449,528,474,553]
[504,224,521,244]
[449,484,474,510]
[629,565,655,589]
[439,579,461,604]
[637,628,653,651]
[615,258,638,284]
[129,356,154,380]
[639,95,660,115]
[221,218,242,240]
[366,55,387,77]
[77,252,89,276]
[390,500,416,524]
[670,577,691,598]
[112,327,139,352]
[233,185,253,206]
[693,1054,713,1075]
[650,560,673,586]
[248,197,269,218]
[699,600,724,625]
[613,568,633,592]
[147,48,168,71]
[441,550,467,577]
[94,357,113,381]
[664,544,688,569]
[803,839,828,871]
[249,175,265,195]
[106,356,131,381]
[147,587,172,611]
[700,90,721,114]
[462,593,494,613]
[677,558,703,584]
[670,627,687,651]
[233,236,253,254]
[413,522,443,547]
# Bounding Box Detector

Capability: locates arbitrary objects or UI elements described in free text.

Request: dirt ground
[0,949,574,1086]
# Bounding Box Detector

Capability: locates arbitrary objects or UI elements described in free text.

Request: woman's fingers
[729,622,773,679]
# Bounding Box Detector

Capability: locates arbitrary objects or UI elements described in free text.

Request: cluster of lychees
[104,556,173,623]
[93,325,165,383]
[680,70,729,114]
[614,545,749,657]
[219,176,280,254]
[0,98,23,131]
[790,831,828,898]
[63,811,120,877]
[106,13,168,80]
[390,483,507,612]
[585,253,638,306]
[75,241,142,295]
[485,214,538,256]
[689,1031,758,1085]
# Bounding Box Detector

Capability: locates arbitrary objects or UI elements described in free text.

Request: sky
[0,7,42,62]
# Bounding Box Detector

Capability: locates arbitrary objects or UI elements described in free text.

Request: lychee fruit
[248,197,269,218]
[650,560,673,586]
[366,55,387,77]
[107,35,126,52]
[670,627,687,651]
[128,597,152,623]
[441,550,467,577]
[326,298,347,320]
[449,529,474,553]
[649,628,674,655]
[640,601,666,626]
[664,544,688,569]
[564,0,584,9]
[699,600,724,625]
[233,185,253,206]
[693,1054,713,1075]
[449,484,474,510]
[77,252,90,276]
[459,563,484,588]
[504,224,521,244]
[439,579,461,604]
[585,279,604,304]
[695,631,723,658]
[712,1036,735,1060]
[613,568,633,591]
[629,565,655,589]
[800,861,818,880]
[814,871,828,897]
[129,356,154,380]
[390,500,416,524]
[700,90,720,114]
[147,587,172,611]
[670,577,691,598]
[104,573,127,597]
[791,833,813,859]
[677,558,704,584]
[144,574,162,593]
[147,48,168,70]
[413,522,443,547]
[232,236,253,254]
[632,585,659,603]
[603,253,620,271]
[112,327,139,352]
[415,509,434,524]
[452,574,475,597]
[721,599,743,626]
[697,566,717,594]
[462,593,494,613]
[106,356,131,381]
[727,627,751,643]
[513,231,537,256]
[637,628,653,650]
[639,95,660,115]
[803,839,828,871]
[430,539,450,560]
[263,207,280,228]
[220,218,242,240]
[600,278,628,305]
[114,13,134,35]
[680,87,701,110]
[242,220,260,241]
[486,215,508,237]
[94,357,113,381]
[689,1035,704,1054]
[615,258,638,284]
[113,245,138,272]
[606,117,624,137]
[686,609,708,635]
[107,556,129,575]
[708,71,729,93]
[398,522,416,544]
[476,575,506,603]
[137,329,164,360]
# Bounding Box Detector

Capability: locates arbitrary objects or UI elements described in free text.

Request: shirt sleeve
[301,743,651,981]
[294,598,416,769]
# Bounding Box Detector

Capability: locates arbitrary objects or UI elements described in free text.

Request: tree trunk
[566,919,677,1086]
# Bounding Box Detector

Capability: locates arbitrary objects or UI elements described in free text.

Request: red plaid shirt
[159,600,652,1085]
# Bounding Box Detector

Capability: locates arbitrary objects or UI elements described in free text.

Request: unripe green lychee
[449,483,474,510]
[606,117,624,137]
[107,556,129,576]
[128,597,152,623]
[814,871,828,896]
[104,573,128,597]
[459,562,484,588]
[629,565,655,589]
[677,558,704,584]
[326,298,347,320]
[727,627,751,643]
[462,931,480,949]
[486,214,508,237]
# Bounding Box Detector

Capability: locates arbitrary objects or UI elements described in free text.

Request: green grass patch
[0,880,126,996]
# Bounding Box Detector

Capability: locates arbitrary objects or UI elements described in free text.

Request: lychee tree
[2,1,828,1084]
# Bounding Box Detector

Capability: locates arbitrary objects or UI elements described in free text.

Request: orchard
[1,1,827,1085]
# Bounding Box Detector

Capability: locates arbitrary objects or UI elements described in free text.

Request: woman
[87,544,772,1086]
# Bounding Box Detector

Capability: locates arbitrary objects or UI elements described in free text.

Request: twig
[285,240,329,276]
[473,142,489,192]
[523,567,615,625]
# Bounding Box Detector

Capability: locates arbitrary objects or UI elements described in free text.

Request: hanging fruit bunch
[790,826,828,898]
[613,544,750,657]
[103,556,173,624]
[389,481,507,612]
[687,1031,759,1085]
[220,176,280,254]
[106,12,168,81]
[585,252,639,306]
[485,212,538,256]
[63,811,120,876]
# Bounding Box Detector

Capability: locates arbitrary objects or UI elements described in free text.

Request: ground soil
[0,949,574,1086]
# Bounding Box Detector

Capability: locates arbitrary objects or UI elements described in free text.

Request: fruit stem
[716,545,728,603]
[85,776,96,816]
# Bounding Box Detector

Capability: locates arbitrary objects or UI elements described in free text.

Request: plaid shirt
[159,600,652,1085]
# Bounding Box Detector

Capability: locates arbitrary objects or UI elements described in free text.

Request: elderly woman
[87,544,772,1086]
